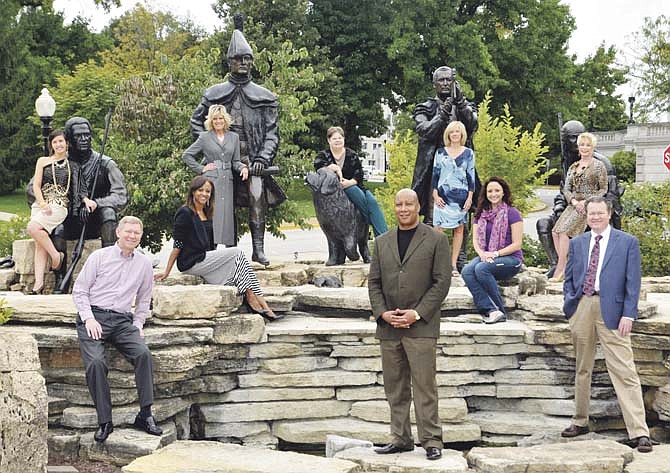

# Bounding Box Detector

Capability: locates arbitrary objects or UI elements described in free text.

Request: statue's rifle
[450,67,458,120]
[56,108,113,294]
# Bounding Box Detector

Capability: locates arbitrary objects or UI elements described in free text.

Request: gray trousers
[77,308,155,424]
[380,337,443,449]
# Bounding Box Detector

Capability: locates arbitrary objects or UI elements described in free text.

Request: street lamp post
[628,96,635,124]
[35,88,56,156]
[587,101,596,132]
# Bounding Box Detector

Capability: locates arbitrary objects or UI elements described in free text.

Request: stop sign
[665,144,670,172]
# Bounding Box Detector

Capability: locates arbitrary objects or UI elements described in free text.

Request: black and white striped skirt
[183,247,262,296]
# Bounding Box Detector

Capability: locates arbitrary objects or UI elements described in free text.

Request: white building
[360,103,395,177]
[594,122,670,182]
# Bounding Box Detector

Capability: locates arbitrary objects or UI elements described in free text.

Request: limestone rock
[442,343,533,356]
[337,386,386,401]
[0,332,48,473]
[121,441,361,473]
[494,369,574,385]
[265,316,376,337]
[280,265,310,286]
[48,382,138,406]
[153,271,203,286]
[47,428,81,461]
[469,410,569,436]
[61,397,189,429]
[221,387,334,403]
[339,357,380,371]
[325,435,373,458]
[238,369,376,388]
[625,444,670,473]
[249,342,321,358]
[0,268,17,289]
[349,399,468,423]
[152,285,240,318]
[200,399,351,423]
[272,417,481,444]
[437,355,519,372]
[331,345,381,357]
[468,397,621,418]
[203,421,269,439]
[0,292,77,324]
[261,355,337,373]
[212,313,266,344]
[335,446,469,472]
[517,431,616,447]
[151,345,227,373]
[467,439,633,473]
[80,421,176,466]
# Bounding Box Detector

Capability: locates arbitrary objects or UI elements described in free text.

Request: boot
[250,221,270,266]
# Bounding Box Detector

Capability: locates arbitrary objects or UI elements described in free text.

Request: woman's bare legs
[27,221,61,291]
[245,289,277,318]
[452,225,465,272]
[551,231,569,280]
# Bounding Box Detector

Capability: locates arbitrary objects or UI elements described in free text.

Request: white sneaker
[483,310,506,324]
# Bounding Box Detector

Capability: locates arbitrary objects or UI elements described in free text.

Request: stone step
[349,399,468,424]
[271,417,481,445]
[61,397,189,429]
[468,397,621,418]
[468,410,568,436]
[335,446,470,472]
[466,439,633,473]
[122,441,361,473]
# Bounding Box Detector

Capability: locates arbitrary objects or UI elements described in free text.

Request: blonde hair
[577,132,597,148]
[204,105,232,132]
[118,215,143,231]
[443,121,467,146]
[327,126,345,139]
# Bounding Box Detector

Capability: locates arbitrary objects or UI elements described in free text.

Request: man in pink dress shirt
[73,216,161,443]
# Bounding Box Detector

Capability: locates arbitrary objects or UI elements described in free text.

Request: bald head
[394,189,420,229]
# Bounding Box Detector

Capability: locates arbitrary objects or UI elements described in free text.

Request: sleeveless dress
[432,147,475,228]
[29,159,70,233]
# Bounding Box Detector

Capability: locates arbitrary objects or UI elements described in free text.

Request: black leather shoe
[94,422,113,442]
[134,415,163,436]
[426,447,442,460]
[561,424,589,438]
[374,443,414,454]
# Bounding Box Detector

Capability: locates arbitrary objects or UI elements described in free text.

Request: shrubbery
[620,181,670,276]
[611,150,636,183]
[0,298,12,325]
[0,216,29,258]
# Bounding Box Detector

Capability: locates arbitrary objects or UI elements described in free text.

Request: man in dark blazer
[368,189,451,460]
[561,196,652,452]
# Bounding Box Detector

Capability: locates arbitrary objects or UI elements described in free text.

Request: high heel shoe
[244,300,285,322]
[51,251,65,271]
[30,286,44,295]
[548,274,564,283]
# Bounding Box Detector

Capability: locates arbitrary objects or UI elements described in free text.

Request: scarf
[476,202,509,253]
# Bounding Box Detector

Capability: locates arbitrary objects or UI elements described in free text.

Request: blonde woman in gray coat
[183,104,248,246]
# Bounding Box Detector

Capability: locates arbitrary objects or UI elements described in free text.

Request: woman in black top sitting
[155,176,282,321]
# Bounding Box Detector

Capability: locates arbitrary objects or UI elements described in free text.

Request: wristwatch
[413,310,421,321]
[493,251,499,258]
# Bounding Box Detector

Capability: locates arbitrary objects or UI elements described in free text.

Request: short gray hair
[118,215,144,231]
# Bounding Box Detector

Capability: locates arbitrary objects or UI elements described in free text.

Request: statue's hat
[227,13,253,59]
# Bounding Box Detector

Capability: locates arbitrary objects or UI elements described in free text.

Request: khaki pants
[380,338,442,449]
[569,295,649,438]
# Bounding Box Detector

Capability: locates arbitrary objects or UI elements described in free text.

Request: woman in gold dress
[550,132,607,282]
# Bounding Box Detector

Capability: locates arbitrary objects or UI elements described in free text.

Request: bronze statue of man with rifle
[53,115,127,292]
[412,66,478,227]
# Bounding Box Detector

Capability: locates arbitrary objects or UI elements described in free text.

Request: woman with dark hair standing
[155,176,282,321]
[314,126,387,236]
[27,129,72,294]
[461,177,523,324]
[182,104,248,246]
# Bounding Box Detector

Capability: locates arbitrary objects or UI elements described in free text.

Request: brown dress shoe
[561,424,589,438]
[636,436,653,453]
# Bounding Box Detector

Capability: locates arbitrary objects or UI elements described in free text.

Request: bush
[0,298,12,325]
[473,92,553,214]
[621,182,670,276]
[373,130,417,225]
[610,150,636,183]
[522,236,550,269]
[0,216,29,258]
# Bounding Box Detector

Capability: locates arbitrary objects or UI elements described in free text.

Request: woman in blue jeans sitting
[462,177,523,324]
[314,126,388,236]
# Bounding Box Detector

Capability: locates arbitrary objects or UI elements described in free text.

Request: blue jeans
[344,185,388,236]
[461,256,522,315]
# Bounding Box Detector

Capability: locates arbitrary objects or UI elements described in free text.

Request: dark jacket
[173,206,215,272]
[314,148,366,190]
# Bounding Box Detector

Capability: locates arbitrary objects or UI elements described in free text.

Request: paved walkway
[0,211,18,222]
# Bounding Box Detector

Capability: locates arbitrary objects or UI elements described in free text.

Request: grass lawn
[0,190,29,217]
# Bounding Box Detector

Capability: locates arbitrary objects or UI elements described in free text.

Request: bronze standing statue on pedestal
[190,14,286,266]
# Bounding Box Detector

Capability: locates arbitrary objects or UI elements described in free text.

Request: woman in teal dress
[432,120,475,276]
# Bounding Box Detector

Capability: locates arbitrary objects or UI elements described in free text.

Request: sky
[53,0,670,99]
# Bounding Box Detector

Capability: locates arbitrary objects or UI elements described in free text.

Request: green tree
[630,15,670,117]
[374,131,417,224]
[610,150,637,184]
[473,93,551,214]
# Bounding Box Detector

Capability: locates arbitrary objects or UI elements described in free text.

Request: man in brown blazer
[368,189,451,460]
